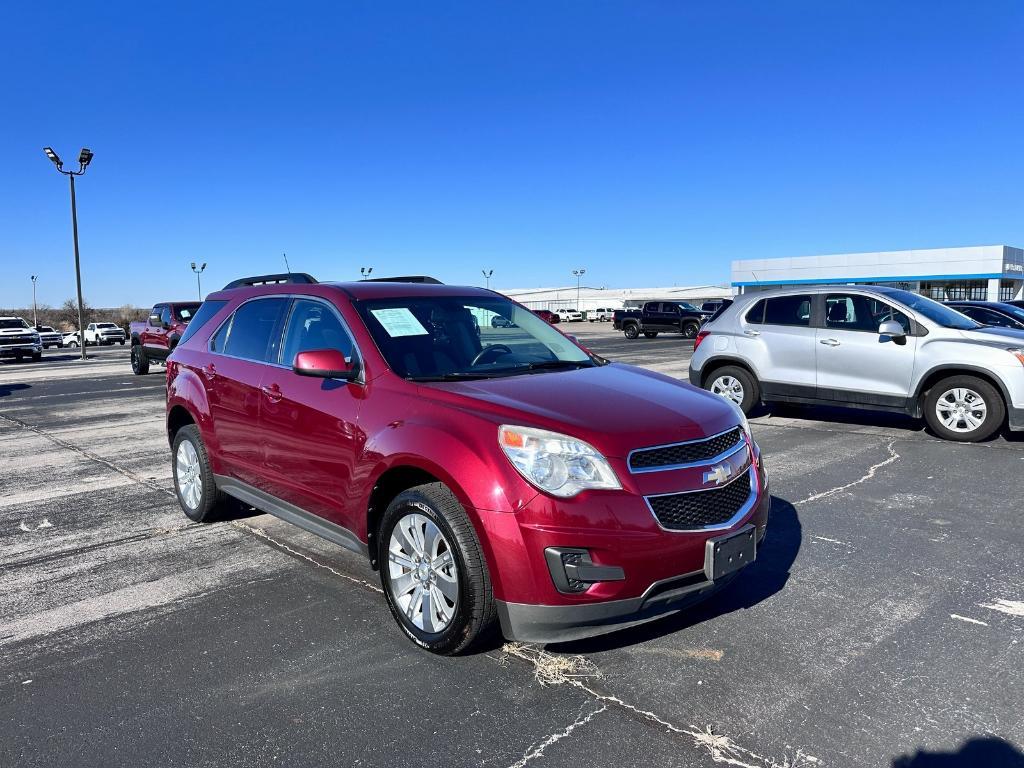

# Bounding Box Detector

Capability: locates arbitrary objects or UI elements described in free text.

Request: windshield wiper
[407,372,495,382]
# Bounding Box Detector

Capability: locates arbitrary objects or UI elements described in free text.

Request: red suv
[166,273,769,653]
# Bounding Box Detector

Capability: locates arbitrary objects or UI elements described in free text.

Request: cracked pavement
[1,334,1022,767]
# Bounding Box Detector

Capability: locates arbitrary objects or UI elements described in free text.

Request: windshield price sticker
[370,308,429,337]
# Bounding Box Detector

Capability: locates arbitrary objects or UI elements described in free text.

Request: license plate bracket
[704,524,756,581]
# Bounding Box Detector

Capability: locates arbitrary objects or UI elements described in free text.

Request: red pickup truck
[130,301,202,374]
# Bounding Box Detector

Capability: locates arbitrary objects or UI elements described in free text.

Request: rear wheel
[131,345,150,375]
[624,323,640,339]
[705,365,759,414]
[171,424,226,522]
[682,321,700,339]
[924,376,1004,442]
[378,482,496,655]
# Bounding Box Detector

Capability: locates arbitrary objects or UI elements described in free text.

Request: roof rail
[222,273,318,290]
[362,275,443,284]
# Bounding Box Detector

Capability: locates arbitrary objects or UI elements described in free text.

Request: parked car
[701,300,726,314]
[62,331,83,348]
[165,273,768,653]
[554,308,583,322]
[35,325,63,348]
[584,307,612,322]
[129,301,202,374]
[945,301,1024,331]
[613,301,711,339]
[532,309,560,324]
[490,314,517,328]
[1004,300,1024,310]
[689,285,1024,442]
[84,322,126,346]
[0,317,42,362]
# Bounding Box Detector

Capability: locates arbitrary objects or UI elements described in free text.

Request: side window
[745,299,766,325]
[763,295,811,327]
[280,299,355,368]
[972,308,1012,327]
[867,297,912,334]
[219,298,288,362]
[178,301,227,346]
[662,303,680,314]
[160,306,172,325]
[644,302,659,313]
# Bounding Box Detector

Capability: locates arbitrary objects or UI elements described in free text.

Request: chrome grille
[629,428,743,471]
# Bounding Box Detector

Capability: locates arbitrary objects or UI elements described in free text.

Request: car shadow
[0,382,31,398]
[544,495,801,654]
[892,736,1024,767]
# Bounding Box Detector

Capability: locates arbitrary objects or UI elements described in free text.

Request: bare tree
[58,298,93,330]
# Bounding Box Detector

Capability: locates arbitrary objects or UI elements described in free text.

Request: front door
[258,298,364,530]
[815,293,917,407]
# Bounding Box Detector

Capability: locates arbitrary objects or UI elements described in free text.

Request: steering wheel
[471,344,513,366]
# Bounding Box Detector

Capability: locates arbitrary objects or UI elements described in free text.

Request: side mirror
[293,349,360,381]
[878,320,906,339]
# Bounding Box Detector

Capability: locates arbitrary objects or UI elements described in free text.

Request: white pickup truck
[0,316,42,362]
[84,322,127,346]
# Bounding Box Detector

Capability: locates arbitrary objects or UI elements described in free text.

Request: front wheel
[379,482,496,655]
[623,323,640,340]
[131,344,150,375]
[68,341,78,348]
[705,365,760,414]
[119,340,125,345]
[924,376,1005,442]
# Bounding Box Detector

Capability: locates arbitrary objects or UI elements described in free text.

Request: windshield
[355,295,596,381]
[0,318,30,330]
[98,323,118,329]
[884,290,981,330]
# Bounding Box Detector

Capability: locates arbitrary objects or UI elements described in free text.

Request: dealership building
[731,244,1024,302]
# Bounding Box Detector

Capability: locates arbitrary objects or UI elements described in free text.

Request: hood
[0,327,34,335]
[416,363,742,458]
[960,326,1024,345]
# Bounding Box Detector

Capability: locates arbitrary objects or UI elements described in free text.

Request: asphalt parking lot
[2,329,1022,767]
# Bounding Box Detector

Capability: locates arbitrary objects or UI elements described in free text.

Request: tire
[171,424,227,522]
[378,482,496,655]
[682,321,700,339]
[924,375,1005,442]
[644,331,659,338]
[131,344,150,375]
[624,323,640,340]
[119,340,125,345]
[704,365,760,415]
[68,341,78,348]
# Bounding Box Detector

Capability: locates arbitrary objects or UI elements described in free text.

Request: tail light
[693,330,710,352]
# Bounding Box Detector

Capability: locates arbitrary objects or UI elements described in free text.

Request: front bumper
[0,343,41,358]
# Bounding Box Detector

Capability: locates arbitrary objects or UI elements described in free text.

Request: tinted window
[745,300,766,324]
[826,294,911,333]
[644,302,659,313]
[661,303,680,314]
[220,298,288,362]
[962,307,1015,328]
[280,299,355,367]
[159,307,172,325]
[762,295,811,327]
[173,303,202,322]
[0,318,30,330]
[179,300,227,346]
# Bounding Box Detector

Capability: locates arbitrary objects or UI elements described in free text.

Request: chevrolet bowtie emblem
[703,463,733,486]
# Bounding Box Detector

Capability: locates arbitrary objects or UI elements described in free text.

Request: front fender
[166,367,223,472]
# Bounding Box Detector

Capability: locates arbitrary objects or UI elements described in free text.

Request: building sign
[1005,261,1024,275]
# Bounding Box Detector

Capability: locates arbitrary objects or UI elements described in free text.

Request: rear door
[815,293,917,406]
[205,297,289,488]
[257,298,364,528]
[741,294,817,398]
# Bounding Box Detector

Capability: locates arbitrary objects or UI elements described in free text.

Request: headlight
[31,333,41,343]
[498,425,622,498]
[723,398,751,442]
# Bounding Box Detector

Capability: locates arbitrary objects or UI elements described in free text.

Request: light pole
[30,275,38,327]
[44,147,92,361]
[573,268,586,310]
[482,269,493,289]
[360,267,373,280]
[191,262,207,299]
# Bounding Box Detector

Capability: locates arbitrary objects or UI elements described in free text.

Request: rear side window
[763,295,812,326]
[217,298,288,362]
[178,300,227,346]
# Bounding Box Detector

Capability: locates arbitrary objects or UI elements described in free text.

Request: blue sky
[1,1,1022,308]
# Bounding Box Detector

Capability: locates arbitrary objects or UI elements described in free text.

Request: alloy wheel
[935,387,987,434]
[175,440,202,510]
[387,512,459,633]
[710,375,745,405]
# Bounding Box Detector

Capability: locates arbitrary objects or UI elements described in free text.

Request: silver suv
[688,285,1024,442]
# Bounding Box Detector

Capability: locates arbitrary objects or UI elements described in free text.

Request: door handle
[261,383,283,402]
[819,338,841,347]
[743,330,761,337]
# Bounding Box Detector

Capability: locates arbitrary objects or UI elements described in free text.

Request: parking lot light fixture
[360,267,373,280]
[573,268,586,311]
[191,262,207,299]
[30,275,38,327]
[482,269,493,289]
[42,146,92,361]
